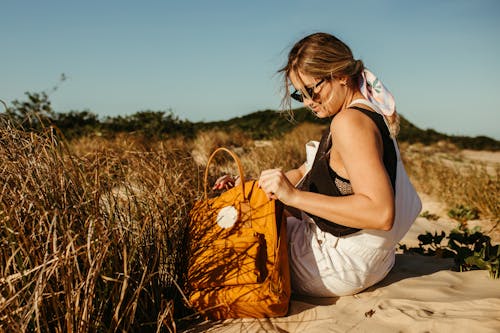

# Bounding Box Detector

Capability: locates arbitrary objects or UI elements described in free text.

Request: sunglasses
[290,78,326,102]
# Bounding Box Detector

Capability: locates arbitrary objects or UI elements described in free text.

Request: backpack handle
[204,147,246,201]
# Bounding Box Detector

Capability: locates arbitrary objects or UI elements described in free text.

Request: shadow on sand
[367,253,454,290]
[286,253,454,315]
[181,253,454,332]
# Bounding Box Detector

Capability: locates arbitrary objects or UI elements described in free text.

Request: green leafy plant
[399,231,455,257]
[447,204,480,222]
[463,244,500,279]
[419,210,440,221]
[447,227,499,278]
[399,226,500,278]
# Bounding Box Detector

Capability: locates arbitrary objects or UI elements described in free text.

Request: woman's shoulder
[330,105,379,136]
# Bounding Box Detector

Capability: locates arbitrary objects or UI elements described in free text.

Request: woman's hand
[212,175,240,190]
[258,169,298,205]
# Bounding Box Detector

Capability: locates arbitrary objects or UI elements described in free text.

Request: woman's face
[289,70,348,118]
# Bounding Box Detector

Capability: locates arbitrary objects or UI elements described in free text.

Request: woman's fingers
[258,169,283,198]
[211,169,294,202]
[258,168,296,204]
[212,175,235,190]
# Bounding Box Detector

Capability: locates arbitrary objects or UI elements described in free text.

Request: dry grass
[0,122,199,332]
[1,120,497,332]
[401,142,499,221]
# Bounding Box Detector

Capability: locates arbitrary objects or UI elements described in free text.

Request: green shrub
[419,210,440,221]
[448,204,480,222]
[399,226,500,279]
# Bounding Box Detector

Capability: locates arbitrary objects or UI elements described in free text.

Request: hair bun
[353,59,364,75]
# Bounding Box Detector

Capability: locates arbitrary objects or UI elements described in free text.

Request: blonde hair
[279,32,399,136]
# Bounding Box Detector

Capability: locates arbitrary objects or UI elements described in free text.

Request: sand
[185,255,500,332]
[183,194,500,333]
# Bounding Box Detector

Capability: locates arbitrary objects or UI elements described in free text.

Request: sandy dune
[461,149,500,165]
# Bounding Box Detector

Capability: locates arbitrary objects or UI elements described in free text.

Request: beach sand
[183,194,500,333]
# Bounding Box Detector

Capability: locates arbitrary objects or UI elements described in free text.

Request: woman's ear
[339,76,348,86]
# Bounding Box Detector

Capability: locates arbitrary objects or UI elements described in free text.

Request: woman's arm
[259,111,395,231]
[284,163,307,186]
[213,163,307,191]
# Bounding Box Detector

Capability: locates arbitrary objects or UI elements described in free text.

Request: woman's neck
[342,89,365,111]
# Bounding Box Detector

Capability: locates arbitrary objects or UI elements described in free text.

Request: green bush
[399,226,500,279]
[447,205,480,222]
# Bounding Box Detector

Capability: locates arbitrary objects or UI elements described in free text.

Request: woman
[216,32,420,297]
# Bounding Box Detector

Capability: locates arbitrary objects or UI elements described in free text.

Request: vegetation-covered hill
[2,92,499,150]
[197,107,499,150]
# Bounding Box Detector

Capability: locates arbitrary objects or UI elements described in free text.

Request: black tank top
[299,106,397,237]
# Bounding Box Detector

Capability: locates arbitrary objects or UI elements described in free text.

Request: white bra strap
[348,99,388,121]
[348,98,380,112]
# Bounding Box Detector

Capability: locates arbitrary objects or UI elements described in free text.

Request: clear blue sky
[1,0,499,139]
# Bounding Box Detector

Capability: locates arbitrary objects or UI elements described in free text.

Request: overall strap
[347,104,398,191]
[348,99,402,162]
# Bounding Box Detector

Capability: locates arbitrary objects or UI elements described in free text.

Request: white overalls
[287,99,421,297]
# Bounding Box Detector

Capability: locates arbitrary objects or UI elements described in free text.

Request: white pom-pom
[216,205,239,229]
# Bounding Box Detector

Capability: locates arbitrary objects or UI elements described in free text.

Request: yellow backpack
[187,148,291,319]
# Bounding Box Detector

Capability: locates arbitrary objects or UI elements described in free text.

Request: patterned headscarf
[359,69,396,117]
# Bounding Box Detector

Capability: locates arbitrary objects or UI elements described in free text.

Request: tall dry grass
[240,122,324,178]
[189,123,323,183]
[402,142,499,221]
[0,122,199,332]
[1,119,497,332]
